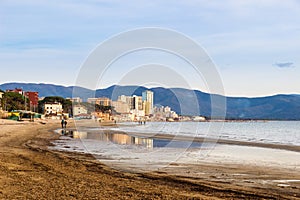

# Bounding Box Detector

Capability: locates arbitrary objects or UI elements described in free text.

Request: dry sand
[0,119,299,199]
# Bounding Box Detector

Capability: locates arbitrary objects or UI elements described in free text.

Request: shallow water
[106,121,300,146]
[61,130,204,149]
[52,121,300,171]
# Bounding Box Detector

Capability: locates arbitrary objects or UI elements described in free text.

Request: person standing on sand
[64,120,67,129]
[61,119,65,129]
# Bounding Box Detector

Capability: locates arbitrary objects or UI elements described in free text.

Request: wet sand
[0,119,300,199]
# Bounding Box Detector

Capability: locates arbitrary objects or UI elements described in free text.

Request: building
[44,103,63,116]
[73,105,88,116]
[87,98,97,104]
[118,95,133,109]
[142,90,154,115]
[5,88,39,112]
[66,97,82,103]
[91,111,112,122]
[96,97,111,106]
[87,97,111,106]
[24,91,39,112]
[152,105,178,121]
[132,95,143,110]
[112,101,130,114]
[6,88,23,95]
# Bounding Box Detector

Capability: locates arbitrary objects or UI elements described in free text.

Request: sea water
[52,121,300,171]
[107,121,300,146]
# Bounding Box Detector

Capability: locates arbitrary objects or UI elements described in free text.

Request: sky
[0,0,299,97]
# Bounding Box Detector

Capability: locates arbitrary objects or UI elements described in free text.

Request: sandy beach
[0,119,300,199]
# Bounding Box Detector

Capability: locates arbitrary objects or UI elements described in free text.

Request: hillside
[1,82,300,120]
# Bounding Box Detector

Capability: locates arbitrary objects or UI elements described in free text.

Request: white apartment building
[73,105,88,116]
[44,103,63,115]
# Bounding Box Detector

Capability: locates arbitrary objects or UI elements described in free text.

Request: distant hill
[1,82,300,120]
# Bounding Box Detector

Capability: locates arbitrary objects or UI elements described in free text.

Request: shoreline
[1,119,300,199]
[70,126,300,153]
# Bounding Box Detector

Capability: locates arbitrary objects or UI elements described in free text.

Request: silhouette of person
[64,120,67,129]
[61,119,65,129]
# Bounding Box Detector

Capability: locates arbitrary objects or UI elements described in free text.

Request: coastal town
[0,88,206,122]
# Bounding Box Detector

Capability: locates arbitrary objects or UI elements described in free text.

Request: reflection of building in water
[72,131,88,139]
[133,137,153,149]
[71,131,153,148]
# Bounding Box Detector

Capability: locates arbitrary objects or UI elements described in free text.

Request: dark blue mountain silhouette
[1,82,300,120]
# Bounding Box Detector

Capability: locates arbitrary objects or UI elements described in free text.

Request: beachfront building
[66,97,82,103]
[192,116,206,121]
[91,111,112,122]
[73,105,88,116]
[87,97,111,106]
[96,97,111,106]
[44,103,63,116]
[87,98,97,104]
[113,112,134,121]
[142,90,154,116]
[152,106,178,121]
[111,101,130,114]
[114,91,154,120]
[132,95,143,110]
[118,95,133,109]
[131,109,145,121]
[5,88,39,112]
[24,91,39,112]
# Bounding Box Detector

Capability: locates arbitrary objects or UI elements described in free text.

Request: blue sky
[0,0,299,97]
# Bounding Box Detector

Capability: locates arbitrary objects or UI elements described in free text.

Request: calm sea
[53,121,300,170]
[107,121,300,146]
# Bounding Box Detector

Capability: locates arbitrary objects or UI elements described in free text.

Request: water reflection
[60,130,202,149]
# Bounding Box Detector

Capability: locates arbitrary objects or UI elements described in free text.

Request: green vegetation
[38,96,72,114]
[73,102,112,113]
[1,92,29,111]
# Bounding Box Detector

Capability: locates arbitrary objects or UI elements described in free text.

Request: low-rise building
[73,105,88,116]
[87,97,111,106]
[91,111,112,122]
[6,88,23,95]
[66,97,82,103]
[44,103,63,116]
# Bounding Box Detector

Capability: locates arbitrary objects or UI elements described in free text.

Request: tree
[1,92,29,111]
[38,96,72,114]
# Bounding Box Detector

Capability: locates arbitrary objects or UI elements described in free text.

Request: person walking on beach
[61,119,65,129]
[64,120,67,129]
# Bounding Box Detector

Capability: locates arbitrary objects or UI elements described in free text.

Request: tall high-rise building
[142,90,154,115]
[132,95,143,110]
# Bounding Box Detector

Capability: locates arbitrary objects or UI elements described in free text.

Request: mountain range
[1,82,300,120]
